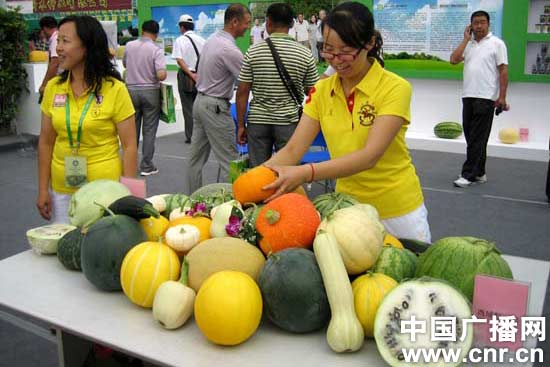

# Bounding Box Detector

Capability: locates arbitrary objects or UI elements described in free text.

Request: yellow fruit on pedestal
[120,241,180,308]
[194,271,262,345]
[29,50,48,62]
[499,128,519,144]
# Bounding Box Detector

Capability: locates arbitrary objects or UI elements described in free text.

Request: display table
[0,251,548,367]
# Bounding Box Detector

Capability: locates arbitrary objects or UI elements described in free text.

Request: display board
[374,0,503,79]
[151,3,229,54]
[137,0,550,83]
[32,0,131,13]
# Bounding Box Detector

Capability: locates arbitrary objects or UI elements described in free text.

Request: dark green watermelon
[259,248,330,333]
[81,214,147,291]
[372,246,417,282]
[57,228,85,271]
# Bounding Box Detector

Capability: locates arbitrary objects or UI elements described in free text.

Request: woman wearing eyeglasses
[263,2,431,242]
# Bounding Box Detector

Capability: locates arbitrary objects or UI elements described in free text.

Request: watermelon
[374,277,473,367]
[81,213,147,291]
[312,192,359,219]
[258,248,330,333]
[57,228,85,270]
[415,236,513,301]
[434,121,462,139]
[372,246,417,282]
[163,193,190,215]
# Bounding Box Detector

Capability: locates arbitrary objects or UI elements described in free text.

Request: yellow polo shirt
[41,75,135,194]
[303,59,423,219]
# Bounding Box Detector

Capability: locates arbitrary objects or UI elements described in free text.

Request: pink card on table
[472,275,530,351]
[120,176,147,198]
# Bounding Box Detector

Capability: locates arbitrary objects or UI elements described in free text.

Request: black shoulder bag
[265,38,303,120]
[179,35,200,92]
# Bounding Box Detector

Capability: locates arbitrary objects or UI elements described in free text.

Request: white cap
[178,14,193,23]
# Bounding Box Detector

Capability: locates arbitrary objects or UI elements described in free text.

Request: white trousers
[381,203,432,243]
[50,190,72,224]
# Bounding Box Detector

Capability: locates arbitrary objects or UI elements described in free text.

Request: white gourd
[314,231,364,353]
[146,194,170,213]
[153,259,196,329]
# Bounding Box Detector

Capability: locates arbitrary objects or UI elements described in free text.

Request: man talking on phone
[450,10,509,188]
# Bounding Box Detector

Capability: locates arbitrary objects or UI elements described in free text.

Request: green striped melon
[312,192,359,219]
[415,236,513,301]
[372,246,417,282]
[57,228,84,271]
[434,121,462,139]
[163,193,190,215]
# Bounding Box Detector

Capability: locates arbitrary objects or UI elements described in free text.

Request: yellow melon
[194,271,262,345]
[120,241,180,308]
[498,128,519,144]
[140,215,169,241]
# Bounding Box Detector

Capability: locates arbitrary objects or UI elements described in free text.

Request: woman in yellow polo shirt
[264,2,431,242]
[37,15,137,223]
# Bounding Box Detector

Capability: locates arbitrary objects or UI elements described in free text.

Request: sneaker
[475,174,487,183]
[140,168,159,176]
[453,176,473,187]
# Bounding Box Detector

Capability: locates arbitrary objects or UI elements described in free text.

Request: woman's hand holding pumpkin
[262,164,310,202]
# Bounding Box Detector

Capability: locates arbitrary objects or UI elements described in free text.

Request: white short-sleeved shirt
[251,25,263,44]
[172,31,206,72]
[294,20,309,42]
[462,32,508,100]
[49,30,58,58]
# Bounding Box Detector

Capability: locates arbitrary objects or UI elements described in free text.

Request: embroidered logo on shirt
[358,101,376,127]
[306,87,316,104]
[95,95,103,104]
[53,94,67,107]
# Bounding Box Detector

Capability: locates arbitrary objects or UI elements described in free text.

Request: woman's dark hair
[57,15,122,96]
[266,3,294,28]
[324,2,384,67]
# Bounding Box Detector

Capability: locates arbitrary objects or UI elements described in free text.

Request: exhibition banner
[33,0,132,13]
[152,4,230,41]
[373,0,503,73]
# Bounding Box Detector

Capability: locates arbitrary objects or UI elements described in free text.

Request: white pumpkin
[317,205,384,275]
[164,224,201,252]
[146,194,170,213]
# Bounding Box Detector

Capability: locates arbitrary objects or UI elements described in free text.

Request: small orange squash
[233,166,277,204]
[167,215,212,243]
[256,193,320,255]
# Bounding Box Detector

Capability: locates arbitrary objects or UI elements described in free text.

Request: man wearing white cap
[172,14,205,144]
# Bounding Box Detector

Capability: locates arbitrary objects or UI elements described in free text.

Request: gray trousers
[247,123,297,167]
[177,70,197,141]
[188,93,237,193]
[129,88,161,171]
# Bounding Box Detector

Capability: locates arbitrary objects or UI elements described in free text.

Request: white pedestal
[15,63,47,136]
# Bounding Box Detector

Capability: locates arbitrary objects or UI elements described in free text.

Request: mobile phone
[469,26,474,35]
[495,105,503,116]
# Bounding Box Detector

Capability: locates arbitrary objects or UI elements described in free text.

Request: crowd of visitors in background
[33,1,513,241]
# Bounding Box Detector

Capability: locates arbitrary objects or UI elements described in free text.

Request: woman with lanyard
[37,15,137,223]
[263,2,431,242]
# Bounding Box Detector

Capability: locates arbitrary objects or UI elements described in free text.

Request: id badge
[64,155,88,188]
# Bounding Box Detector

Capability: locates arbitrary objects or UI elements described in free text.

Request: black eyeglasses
[320,47,364,62]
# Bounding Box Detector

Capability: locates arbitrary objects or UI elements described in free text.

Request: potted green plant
[0,6,28,136]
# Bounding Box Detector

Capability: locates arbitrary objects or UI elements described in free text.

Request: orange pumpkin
[166,215,212,243]
[256,193,320,255]
[233,166,277,205]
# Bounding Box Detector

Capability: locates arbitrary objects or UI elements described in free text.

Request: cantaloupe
[186,237,265,292]
[498,128,519,144]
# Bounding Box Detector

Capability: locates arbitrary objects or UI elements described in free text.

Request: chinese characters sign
[33,0,132,13]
